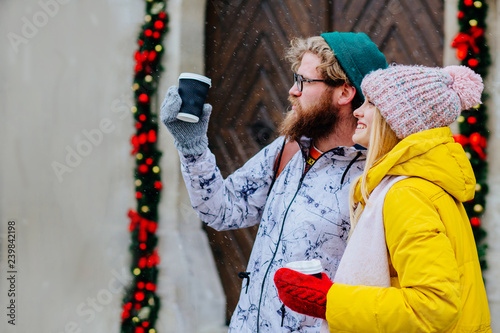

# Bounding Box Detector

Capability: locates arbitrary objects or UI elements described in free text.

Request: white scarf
[320,175,407,332]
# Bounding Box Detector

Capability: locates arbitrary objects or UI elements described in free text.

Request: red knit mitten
[274,268,333,320]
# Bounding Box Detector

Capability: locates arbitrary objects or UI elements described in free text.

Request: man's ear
[335,83,357,106]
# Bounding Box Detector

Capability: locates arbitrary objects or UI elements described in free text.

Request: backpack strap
[276,141,300,177]
[267,140,300,196]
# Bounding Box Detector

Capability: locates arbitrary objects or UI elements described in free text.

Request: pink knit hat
[360,65,483,139]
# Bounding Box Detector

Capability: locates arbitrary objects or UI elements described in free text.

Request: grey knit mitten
[160,85,212,155]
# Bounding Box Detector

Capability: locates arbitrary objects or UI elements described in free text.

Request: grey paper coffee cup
[177,73,212,123]
[286,259,323,278]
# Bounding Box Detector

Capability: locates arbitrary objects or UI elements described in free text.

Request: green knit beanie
[321,32,388,102]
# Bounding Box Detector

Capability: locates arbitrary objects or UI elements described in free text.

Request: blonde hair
[349,108,400,234]
[286,36,350,84]
[286,36,364,108]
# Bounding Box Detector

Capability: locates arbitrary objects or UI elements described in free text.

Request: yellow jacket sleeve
[325,185,461,332]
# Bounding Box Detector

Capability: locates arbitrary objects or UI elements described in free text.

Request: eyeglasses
[293,73,328,92]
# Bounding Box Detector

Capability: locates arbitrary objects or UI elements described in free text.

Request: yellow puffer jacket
[326,128,491,332]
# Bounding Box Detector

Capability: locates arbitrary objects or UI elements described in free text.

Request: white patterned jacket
[179,136,365,332]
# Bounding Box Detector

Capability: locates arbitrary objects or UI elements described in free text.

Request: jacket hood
[354,127,476,204]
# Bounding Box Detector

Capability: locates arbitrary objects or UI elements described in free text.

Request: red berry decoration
[138,257,147,268]
[138,133,147,143]
[121,310,130,319]
[154,20,164,30]
[148,51,157,61]
[467,116,477,124]
[468,58,479,67]
[148,130,157,142]
[471,217,481,227]
[135,291,145,302]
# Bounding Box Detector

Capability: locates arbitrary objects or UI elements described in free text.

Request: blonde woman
[274,65,491,332]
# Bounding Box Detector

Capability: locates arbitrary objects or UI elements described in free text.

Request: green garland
[121,1,169,332]
[451,0,490,271]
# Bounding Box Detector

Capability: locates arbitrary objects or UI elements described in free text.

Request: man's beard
[279,92,341,143]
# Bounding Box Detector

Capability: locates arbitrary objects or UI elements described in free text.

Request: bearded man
[161,32,387,332]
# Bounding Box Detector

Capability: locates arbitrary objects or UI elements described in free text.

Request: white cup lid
[285,259,323,275]
[176,112,199,123]
[178,73,211,87]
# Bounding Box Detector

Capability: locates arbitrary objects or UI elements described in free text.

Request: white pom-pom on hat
[443,65,483,110]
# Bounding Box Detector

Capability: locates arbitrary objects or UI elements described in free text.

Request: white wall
[482,1,500,331]
[0,0,225,332]
[155,0,227,331]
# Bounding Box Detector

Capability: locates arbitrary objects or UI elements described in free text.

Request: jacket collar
[297,136,366,161]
